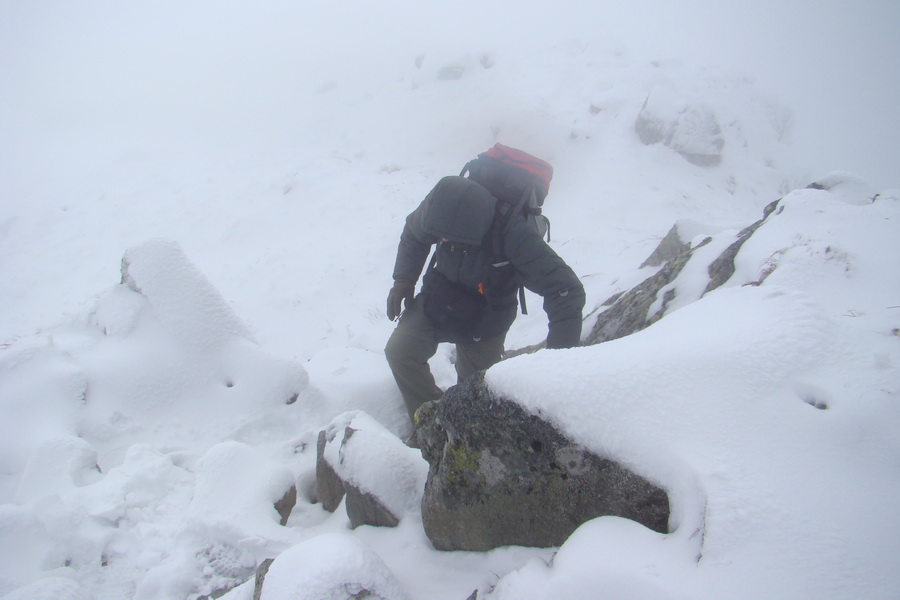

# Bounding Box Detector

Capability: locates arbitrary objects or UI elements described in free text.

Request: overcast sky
[593,0,900,190]
[1,0,897,190]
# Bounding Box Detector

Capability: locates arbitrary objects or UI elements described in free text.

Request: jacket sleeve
[391,198,438,284]
[504,224,585,349]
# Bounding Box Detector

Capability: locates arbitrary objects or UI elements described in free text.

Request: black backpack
[461,144,555,314]
[460,143,554,242]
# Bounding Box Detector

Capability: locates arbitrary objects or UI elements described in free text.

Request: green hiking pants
[385,295,506,424]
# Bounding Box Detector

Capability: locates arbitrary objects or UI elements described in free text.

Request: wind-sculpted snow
[120,238,254,346]
[0,240,324,598]
[75,239,312,451]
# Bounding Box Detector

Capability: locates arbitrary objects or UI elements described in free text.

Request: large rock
[316,411,428,529]
[315,429,345,512]
[635,86,725,166]
[417,373,670,551]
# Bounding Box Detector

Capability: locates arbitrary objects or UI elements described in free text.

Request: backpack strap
[462,157,549,240]
[502,186,537,234]
[484,201,532,316]
[461,147,553,317]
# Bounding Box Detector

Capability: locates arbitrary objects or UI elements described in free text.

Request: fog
[1,0,897,191]
[0,4,898,598]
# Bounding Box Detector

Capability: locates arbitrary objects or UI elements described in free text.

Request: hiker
[385,144,585,425]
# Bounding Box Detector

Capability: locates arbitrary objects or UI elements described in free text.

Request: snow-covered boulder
[417,373,670,551]
[635,85,725,166]
[315,430,345,513]
[257,533,410,600]
[190,441,298,535]
[316,411,428,528]
[806,170,879,205]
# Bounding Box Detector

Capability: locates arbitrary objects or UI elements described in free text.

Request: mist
[1,3,898,598]
[1,0,897,195]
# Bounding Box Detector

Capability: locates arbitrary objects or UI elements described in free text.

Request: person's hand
[387,280,415,321]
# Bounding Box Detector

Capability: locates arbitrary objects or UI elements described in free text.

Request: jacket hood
[422,176,497,246]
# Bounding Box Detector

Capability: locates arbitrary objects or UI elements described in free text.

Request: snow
[1,2,899,599]
[260,533,410,600]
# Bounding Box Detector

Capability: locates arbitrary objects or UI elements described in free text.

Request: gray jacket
[392,176,585,348]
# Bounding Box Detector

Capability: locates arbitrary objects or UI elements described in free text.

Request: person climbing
[384,144,585,425]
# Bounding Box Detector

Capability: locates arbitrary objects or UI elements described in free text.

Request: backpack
[460,143,554,242]
[460,143,555,315]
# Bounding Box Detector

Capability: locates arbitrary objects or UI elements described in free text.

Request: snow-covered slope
[1,5,899,599]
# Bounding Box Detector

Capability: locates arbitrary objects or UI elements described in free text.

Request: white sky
[592,0,900,190]
[1,0,897,189]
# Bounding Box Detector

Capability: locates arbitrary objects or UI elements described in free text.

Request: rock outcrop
[584,199,781,345]
[417,372,669,551]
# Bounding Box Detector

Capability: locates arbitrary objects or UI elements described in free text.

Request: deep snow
[2,3,900,599]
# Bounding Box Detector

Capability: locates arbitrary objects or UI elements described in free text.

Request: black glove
[546,318,581,349]
[387,280,415,321]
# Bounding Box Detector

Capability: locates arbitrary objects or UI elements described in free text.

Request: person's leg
[385,296,443,423]
[455,332,507,383]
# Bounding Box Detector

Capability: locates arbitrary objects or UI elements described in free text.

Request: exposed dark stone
[345,483,400,529]
[509,200,786,354]
[501,340,545,360]
[316,424,420,529]
[316,430,345,512]
[640,224,690,268]
[274,485,297,526]
[704,199,781,295]
[418,373,670,551]
[582,249,692,346]
[340,426,402,529]
[583,199,781,347]
[252,558,274,600]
